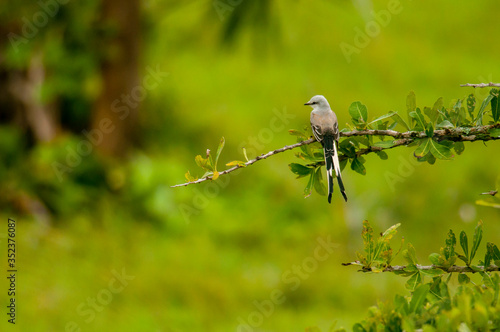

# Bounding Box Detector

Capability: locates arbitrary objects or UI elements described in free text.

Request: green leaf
[404,243,418,265]
[489,128,500,137]
[288,129,307,138]
[375,151,388,160]
[491,89,500,122]
[391,111,410,130]
[409,283,430,314]
[184,170,196,182]
[458,273,470,285]
[289,163,313,178]
[304,172,315,197]
[420,268,445,277]
[436,120,454,129]
[313,167,327,196]
[432,97,444,114]
[425,123,434,138]
[214,137,225,168]
[409,108,426,130]
[195,154,214,171]
[429,253,441,265]
[481,272,495,288]
[470,220,483,263]
[429,140,453,160]
[475,94,494,125]
[367,112,397,126]
[361,220,375,266]
[373,140,396,148]
[414,138,431,158]
[424,106,439,124]
[459,231,469,264]
[454,141,465,155]
[349,101,368,122]
[406,91,416,123]
[466,93,475,118]
[242,147,249,162]
[351,157,366,175]
[405,272,422,291]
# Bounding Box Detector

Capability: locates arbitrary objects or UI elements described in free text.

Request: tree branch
[342,262,500,273]
[171,124,500,188]
[460,82,500,88]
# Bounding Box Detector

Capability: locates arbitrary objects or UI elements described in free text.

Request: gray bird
[305,95,347,203]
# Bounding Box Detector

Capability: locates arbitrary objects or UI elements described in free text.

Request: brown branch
[460,82,500,88]
[342,262,500,273]
[171,124,500,188]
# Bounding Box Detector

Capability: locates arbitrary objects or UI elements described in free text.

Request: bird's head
[304,95,330,110]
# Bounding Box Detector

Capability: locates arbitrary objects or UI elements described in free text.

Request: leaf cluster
[318,221,500,332]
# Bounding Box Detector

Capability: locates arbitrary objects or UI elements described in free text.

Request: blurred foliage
[331,221,500,331]
[1,0,500,331]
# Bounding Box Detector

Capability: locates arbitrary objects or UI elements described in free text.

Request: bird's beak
[304,102,312,106]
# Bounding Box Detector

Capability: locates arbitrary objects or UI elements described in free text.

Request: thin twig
[342,262,500,273]
[171,138,315,187]
[171,124,500,188]
[460,82,500,88]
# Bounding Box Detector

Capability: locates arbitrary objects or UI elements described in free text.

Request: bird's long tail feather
[323,136,335,204]
[333,141,348,202]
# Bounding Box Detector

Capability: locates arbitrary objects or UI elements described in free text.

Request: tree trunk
[91,0,141,157]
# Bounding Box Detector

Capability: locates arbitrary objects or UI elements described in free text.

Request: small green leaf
[429,253,441,265]
[289,129,307,138]
[489,128,500,137]
[313,167,327,196]
[429,140,453,160]
[425,123,434,138]
[481,271,495,288]
[420,268,445,277]
[490,89,500,122]
[409,108,426,130]
[184,170,196,182]
[242,147,249,162]
[432,97,444,114]
[405,272,422,291]
[424,106,439,124]
[195,154,214,171]
[351,157,366,175]
[466,93,475,118]
[409,283,430,314]
[458,273,470,284]
[367,112,397,126]
[436,120,454,129]
[404,243,418,265]
[454,141,465,155]
[475,94,494,125]
[414,138,431,158]
[375,151,388,160]
[349,101,368,122]
[289,163,313,178]
[373,140,396,148]
[406,91,416,123]
[459,230,469,263]
[212,170,219,180]
[304,172,315,198]
[391,111,410,130]
[214,137,225,168]
[470,220,483,263]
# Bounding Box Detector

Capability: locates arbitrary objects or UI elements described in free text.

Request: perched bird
[305,95,347,203]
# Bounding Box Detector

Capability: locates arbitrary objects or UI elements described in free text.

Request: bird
[305,95,347,203]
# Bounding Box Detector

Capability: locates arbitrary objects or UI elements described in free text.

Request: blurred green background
[1,0,500,331]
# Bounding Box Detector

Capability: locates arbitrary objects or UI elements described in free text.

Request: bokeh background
[1,0,500,331]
